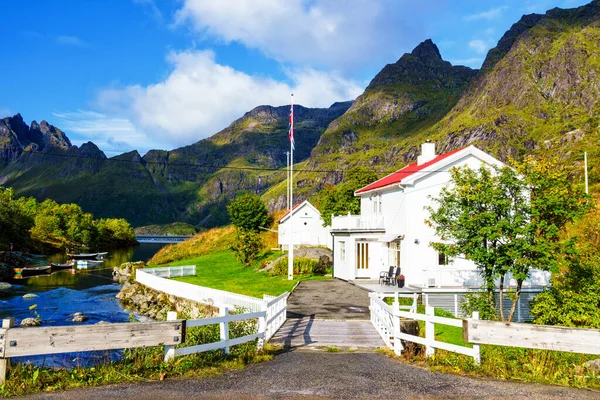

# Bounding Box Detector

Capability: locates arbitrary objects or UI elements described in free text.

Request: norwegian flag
[288,96,295,150]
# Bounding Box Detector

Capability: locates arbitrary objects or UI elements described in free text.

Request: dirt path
[25,351,600,399]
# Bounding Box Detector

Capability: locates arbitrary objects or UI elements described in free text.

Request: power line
[19,149,453,176]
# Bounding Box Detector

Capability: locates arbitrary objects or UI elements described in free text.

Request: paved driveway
[25,351,600,399]
[286,280,370,320]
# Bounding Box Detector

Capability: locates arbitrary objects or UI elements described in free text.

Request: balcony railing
[331,214,385,231]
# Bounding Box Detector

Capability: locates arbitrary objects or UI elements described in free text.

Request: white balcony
[331,213,385,231]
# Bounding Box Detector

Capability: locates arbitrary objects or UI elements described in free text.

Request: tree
[315,166,378,226]
[0,187,34,249]
[227,193,272,233]
[427,157,591,322]
[229,229,262,266]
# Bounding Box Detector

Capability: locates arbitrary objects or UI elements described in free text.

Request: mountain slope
[0,102,350,226]
[264,1,600,209]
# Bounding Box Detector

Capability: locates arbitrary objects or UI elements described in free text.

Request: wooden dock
[270,317,383,350]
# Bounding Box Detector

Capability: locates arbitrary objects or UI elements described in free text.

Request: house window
[339,241,346,262]
[438,251,449,266]
[389,240,401,268]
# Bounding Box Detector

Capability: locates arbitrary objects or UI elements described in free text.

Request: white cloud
[56,35,87,47]
[449,58,483,67]
[71,49,362,152]
[464,6,508,22]
[173,0,431,70]
[133,0,163,22]
[51,110,164,156]
[468,39,492,55]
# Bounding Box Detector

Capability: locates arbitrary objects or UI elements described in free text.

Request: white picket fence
[369,293,480,365]
[167,291,289,360]
[136,269,264,312]
[144,265,196,278]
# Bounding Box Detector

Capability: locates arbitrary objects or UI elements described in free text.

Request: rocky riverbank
[114,262,216,320]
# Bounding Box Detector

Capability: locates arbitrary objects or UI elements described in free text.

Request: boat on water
[76,259,103,269]
[50,262,75,272]
[21,265,51,277]
[68,252,108,260]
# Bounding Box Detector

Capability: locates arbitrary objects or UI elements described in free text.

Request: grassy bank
[160,250,328,298]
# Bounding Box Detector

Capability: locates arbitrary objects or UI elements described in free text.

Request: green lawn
[150,250,328,298]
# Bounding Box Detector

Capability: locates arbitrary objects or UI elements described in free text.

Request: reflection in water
[0,243,167,367]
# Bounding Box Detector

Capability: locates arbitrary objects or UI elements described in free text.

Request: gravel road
[24,351,600,399]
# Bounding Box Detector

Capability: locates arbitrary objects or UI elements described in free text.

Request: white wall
[278,203,332,249]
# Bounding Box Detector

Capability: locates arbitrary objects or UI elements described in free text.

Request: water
[0,243,166,368]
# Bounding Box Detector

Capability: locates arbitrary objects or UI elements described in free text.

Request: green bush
[229,230,263,266]
[461,292,498,321]
[270,257,318,276]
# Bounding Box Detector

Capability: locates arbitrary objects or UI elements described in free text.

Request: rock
[584,358,600,373]
[72,312,89,322]
[0,282,12,290]
[262,247,333,271]
[20,318,41,327]
[23,293,38,299]
[96,321,110,325]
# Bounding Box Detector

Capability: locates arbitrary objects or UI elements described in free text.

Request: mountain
[3,1,600,226]
[0,102,351,227]
[263,1,600,207]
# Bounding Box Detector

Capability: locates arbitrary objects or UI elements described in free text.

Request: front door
[356,241,370,278]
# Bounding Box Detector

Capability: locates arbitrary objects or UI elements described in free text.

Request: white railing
[331,214,384,230]
[144,265,196,278]
[262,292,289,341]
[369,293,480,365]
[424,268,551,289]
[136,269,264,312]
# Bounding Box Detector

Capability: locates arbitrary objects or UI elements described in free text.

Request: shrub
[461,292,498,321]
[270,257,318,276]
[229,230,263,266]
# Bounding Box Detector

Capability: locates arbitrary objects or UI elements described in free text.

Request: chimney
[417,141,436,165]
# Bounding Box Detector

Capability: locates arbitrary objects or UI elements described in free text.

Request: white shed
[278,200,332,250]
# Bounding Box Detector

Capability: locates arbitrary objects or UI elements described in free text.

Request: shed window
[339,241,346,262]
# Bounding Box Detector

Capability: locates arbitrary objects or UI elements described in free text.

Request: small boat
[68,253,99,260]
[21,265,51,277]
[50,262,74,272]
[76,259,103,269]
[96,252,108,259]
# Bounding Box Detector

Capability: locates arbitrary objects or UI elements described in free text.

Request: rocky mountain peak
[410,39,442,60]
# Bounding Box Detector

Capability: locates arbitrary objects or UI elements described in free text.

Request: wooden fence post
[220,306,230,355]
[0,318,14,385]
[392,298,402,356]
[425,306,435,358]
[472,311,480,366]
[164,312,178,362]
[257,299,267,350]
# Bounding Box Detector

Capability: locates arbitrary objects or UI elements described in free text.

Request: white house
[278,200,332,250]
[331,142,550,289]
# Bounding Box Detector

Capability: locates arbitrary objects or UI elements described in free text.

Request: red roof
[355,147,466,195]
[277,201,304,223]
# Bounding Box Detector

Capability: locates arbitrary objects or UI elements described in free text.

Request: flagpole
[288,94,294,281]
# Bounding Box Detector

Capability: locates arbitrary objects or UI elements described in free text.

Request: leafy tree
[427,157,591,322]
[315,166,378,226]
[227,193,272,233]
[229,230,262,266]
[0,187,34,249]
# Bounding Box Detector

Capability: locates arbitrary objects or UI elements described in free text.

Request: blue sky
[0,0,589,155]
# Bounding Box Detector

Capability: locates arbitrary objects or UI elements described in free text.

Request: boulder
[23,293,38,299]
[20,318,41,327]
[72,312,89,322]
[584,358,600,373]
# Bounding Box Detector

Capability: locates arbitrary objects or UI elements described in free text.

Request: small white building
[278,200,332,250]
[331,143,550,289]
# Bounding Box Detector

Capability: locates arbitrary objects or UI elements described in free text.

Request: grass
[154,250,329,298]
[0,320,276,397]
[384,297,599,388]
